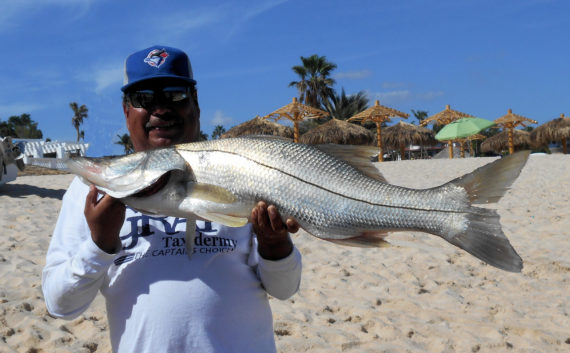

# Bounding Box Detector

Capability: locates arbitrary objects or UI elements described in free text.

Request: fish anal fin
[195,212,248,227]
[189,183,237,204]
[315,144,387,183]
[326,231,391,248]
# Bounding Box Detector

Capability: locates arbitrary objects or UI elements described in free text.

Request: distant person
[42,45,302,353]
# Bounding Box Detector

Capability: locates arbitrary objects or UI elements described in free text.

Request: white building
[0,137,89,184]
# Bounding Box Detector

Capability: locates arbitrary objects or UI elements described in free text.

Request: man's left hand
[251,201,299,261]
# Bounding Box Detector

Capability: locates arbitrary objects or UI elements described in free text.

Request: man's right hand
[84,185,126,254]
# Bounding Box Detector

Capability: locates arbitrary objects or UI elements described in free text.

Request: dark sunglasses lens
[127,87,190,108]
[163,87,189,102]
[128,90,155,108]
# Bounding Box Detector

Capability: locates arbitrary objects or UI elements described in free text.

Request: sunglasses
[126,86,191,109]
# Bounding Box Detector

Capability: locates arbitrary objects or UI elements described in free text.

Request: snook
[67,136,529,272]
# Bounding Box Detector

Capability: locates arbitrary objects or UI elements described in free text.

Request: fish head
[66,146,191,199]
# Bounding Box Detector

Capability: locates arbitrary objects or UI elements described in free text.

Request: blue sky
[0,0,568,156]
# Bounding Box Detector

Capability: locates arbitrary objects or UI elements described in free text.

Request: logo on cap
[144,49,169,68]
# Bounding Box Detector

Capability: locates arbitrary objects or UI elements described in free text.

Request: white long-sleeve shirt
[42,177,302,353]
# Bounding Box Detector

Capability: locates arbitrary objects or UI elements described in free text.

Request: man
[42,45,302,352]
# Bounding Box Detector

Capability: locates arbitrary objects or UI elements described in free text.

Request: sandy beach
[0,155,568,352]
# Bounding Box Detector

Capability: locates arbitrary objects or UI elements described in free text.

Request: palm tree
[198,130,209,141]
[289,54,337,109]
[211,125,226,140]
[70,102,88,141]
[411,109,429,125]
[325,88,369,121]
[115,133,134,154]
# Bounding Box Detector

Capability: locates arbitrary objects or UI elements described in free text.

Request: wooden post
[562,137,568,154]
[376,121,383,162]
[508,127,514,154]
[293,120,299,143]
[448,140,454,159]
[459,141,465,158]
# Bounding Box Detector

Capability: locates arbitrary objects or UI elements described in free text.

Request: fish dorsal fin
[194,211,249,227]
[315,144,388,183]
[189,183,237,204]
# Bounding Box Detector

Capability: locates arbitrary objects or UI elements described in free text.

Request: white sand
[0,155,568,352]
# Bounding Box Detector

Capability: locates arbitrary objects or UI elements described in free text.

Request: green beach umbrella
[435,117,495,141]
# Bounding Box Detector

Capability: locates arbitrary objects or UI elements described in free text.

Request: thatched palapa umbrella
[262,97,329,143]
[221,116,293,139]
[481,130,531,154]
[530,113,570,154]
[299,118,374,145]
[420,104,472,159]
[381,121,437,160]
[347,100,409,162]
[494,109,537,154]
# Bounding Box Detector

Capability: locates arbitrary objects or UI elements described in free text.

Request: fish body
[67,136,528,272]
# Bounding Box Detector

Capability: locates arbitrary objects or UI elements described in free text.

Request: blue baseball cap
[121,45,196,92]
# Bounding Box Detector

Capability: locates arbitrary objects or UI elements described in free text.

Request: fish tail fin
[438,151,529,272]
[445,207,523,272]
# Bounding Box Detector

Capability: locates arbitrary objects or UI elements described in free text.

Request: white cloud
[0,0,96,25]
[242,0,290,21]
[334,70,372,80]
[368,89,445,105]
[93,67,123,94]
[373,90,411,104]
[210,110,234,127]
[381,82,407,89]
[417,90,444,100]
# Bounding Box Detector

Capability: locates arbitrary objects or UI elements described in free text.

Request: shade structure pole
[376,121,383,162]
[459,141,465,158]
[293,121,299,143]
[399,144,405,161]
[469,140,474,157]
[448,140,453,159]
[562,138,568,154]
[508,127,514,154]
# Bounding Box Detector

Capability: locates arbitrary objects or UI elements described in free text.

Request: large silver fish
[67,136,528,272]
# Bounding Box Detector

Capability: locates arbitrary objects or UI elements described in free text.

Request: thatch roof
[494,109,537,128]
[481,130,531,153]
[420,104,471,127]
[380,121,437,148]
[262,97,329,123]
[299,118,374,145]
[221,116,294,139]
[347,100,408,124]
[530,113,570,146]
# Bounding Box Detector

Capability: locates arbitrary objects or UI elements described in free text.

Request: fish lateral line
[177,146,468,213]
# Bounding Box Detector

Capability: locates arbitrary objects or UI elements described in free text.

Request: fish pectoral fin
[189,183,237,204]
[194,211,249,228]
[325,231,391,248]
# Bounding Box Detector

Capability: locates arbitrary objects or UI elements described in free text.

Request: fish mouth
[132,172,171,197]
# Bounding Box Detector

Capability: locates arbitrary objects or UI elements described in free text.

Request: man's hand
[84,185,126,254]
[251,201,299,261]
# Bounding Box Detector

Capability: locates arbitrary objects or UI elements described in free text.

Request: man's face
[123,79,200,152]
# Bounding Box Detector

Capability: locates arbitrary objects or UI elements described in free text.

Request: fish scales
[176,137,470,239]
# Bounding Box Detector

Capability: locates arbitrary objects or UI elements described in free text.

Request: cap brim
[121,75,196,92]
